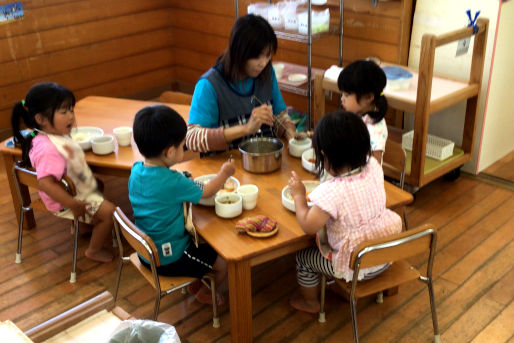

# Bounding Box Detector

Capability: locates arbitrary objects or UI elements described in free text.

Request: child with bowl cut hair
[129,104,234,305]
[338,59,388,163]
[288,110,402,314]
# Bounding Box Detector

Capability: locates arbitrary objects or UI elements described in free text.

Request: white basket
[402,130,455,161]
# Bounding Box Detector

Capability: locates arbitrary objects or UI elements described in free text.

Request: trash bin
[108,320,181,343]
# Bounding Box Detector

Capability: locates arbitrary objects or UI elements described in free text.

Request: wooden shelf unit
[313,18,489,188]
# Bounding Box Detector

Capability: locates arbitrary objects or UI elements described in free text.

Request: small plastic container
[382,66,413,91]
[247,2,269,18]
[267,4,283,28]
[298,9,330,35]
[402,130,455,161]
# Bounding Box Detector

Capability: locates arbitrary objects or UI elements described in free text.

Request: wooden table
[0,96,413,343]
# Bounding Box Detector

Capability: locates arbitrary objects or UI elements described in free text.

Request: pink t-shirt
[308,157,402,281]
[29,135,67,212]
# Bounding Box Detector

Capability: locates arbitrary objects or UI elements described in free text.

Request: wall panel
[0,0,172,129]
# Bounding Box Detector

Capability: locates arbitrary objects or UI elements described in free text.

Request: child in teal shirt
[129,104,234,305]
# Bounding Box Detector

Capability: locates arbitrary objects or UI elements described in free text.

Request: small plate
[288,73,308,83]
[195,174,240,206]
[246,226,279,238]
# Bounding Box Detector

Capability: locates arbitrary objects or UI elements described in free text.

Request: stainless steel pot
[238,137,283,173]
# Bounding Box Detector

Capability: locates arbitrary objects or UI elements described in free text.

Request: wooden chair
[112,207,220,328]
[382,139,409,229]
[318,224,441,343]
[159,91,193,105]
[13,164,80,283]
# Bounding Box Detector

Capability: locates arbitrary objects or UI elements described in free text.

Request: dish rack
[402,130,455,161]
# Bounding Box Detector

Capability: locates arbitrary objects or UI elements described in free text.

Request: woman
[186,14,298,153]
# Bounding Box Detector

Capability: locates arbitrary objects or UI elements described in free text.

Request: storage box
[402,130,455,161]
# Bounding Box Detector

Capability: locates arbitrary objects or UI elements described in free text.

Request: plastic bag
[108,320,181,343]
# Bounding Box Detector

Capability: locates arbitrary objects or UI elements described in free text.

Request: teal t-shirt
[128,162,203,265]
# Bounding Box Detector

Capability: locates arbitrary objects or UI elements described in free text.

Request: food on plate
[223,179,236,192]
[236,215,278,234]
[288,190,312,201]
[72,133,87,141]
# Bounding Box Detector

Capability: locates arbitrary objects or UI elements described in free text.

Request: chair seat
[335,260,420,298]
[129,253,197,291]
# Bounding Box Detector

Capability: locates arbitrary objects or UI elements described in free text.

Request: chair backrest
[159,91,193,105]
[113,207,162,267]
[382,139,406,189]
[350,224,436,270]
[13,164,77,200]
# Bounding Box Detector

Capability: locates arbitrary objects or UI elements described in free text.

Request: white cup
[91,135,115,155]
[237,184,259,210]
[113,126,133,147]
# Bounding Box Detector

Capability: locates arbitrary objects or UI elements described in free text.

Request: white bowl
[281,180,319,212]
[215,192,243,219]
[236,184,259,210]
[289,137,311,157]
[113,126,133,147]
[71,126,104,150]
[195,174,240,206]
[91,135,115,155]
[301,148,317,173]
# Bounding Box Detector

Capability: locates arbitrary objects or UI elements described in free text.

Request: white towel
[324,65,343,82]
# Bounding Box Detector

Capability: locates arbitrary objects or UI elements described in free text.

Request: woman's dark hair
[337,59,387,124]
[133,105,187,158]
[11,82,75,167]
[217,14,277,84]
[312,110,371,176]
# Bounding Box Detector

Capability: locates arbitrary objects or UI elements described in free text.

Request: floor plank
[0,166,512,342]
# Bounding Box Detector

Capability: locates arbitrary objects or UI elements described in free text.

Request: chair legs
[152,288,162,320]
[426,278,441,342]
[349,295,360,343]
[318,274,326,323]
[16,208,78,283]
[15,206,25,264]
[204,276,220,328]
[70,220,79,283]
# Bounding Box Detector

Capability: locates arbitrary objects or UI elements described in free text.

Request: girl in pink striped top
[288,111,402,314]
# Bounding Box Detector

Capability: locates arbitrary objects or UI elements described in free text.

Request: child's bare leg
[290,284,320,314]
[85,200,115,263]
[196,256,227,305]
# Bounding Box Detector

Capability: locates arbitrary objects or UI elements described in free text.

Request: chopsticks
[250,95,290,133]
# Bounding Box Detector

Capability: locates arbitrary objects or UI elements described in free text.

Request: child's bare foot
[85,248,113,263]
[289,293,320,314]
[195,287,225,306]
[186,280,203,295]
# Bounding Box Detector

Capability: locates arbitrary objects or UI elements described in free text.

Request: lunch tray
[402,130,455,161]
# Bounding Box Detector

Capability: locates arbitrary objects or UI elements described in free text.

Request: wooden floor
[481,150,514,183]
[0,165,513,343]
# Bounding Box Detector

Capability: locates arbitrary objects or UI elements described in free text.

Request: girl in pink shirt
[11,82,115,262]
[288,111,402,314]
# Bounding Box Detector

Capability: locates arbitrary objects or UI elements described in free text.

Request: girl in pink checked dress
[288,111,402,314]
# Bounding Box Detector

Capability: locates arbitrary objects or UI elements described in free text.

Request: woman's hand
[246,104,274,134]
[288,171,306,198]
[69,199,88,220]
